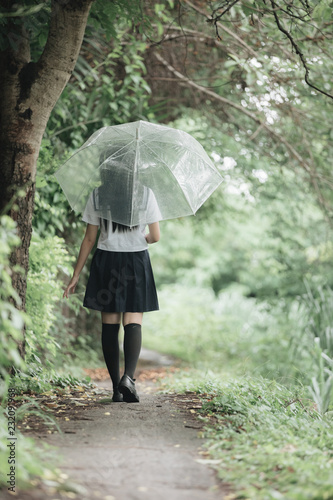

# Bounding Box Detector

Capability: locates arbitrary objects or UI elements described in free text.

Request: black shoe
[112,390,123,402]
[118,374,139,403]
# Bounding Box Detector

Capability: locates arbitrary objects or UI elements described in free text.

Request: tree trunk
[0,0,93,358]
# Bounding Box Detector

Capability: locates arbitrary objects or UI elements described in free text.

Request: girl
[63,152,161,403]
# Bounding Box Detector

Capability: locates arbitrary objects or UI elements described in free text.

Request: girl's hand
[63,275,79,298]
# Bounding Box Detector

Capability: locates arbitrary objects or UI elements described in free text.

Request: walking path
[4,351,228,499]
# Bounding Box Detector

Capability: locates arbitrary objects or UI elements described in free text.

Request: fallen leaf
[98,398,113,404]
[74,386,85,392]
[44,402,58,408]
[55,388,67,395]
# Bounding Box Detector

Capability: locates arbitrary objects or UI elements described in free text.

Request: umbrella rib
[147,137,219,176]
[149,140,222,213]
[130,124,140,228]
[68,139,137,213]
[81,126,107,148]
[57,147,97,211]
[141,140,195,210]
[146,139,222,210]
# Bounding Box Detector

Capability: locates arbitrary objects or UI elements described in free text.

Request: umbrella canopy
[54,120,222,227]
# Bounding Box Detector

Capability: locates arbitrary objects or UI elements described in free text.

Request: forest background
[1,0,333,497]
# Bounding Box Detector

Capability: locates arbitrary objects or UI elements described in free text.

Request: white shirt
[82,189,161,252]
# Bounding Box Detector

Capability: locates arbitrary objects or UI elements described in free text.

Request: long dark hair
[95,146,139,233]
[105,219,135,233]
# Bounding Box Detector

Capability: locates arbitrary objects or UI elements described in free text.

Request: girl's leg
[102,312,121,324]
[122,312,143,380]
[123,312,143,326]
[101,312,122,399]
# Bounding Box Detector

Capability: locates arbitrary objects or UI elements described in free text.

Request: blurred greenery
[0,216,26,392]
[1,0,333,495]
[0,216,46,489]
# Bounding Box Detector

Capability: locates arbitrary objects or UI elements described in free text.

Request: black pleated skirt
[83,248,159,313]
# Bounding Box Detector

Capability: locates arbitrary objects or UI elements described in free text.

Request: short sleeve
[146,189,162,224]
[82,192,100,226]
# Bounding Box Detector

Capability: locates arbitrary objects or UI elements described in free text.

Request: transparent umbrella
[54,120,222,227]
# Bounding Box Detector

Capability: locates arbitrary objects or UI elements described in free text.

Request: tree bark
[0,0,94,358]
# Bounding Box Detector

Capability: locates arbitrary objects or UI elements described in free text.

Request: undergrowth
[0,369,94,491]
[160,369,333,500]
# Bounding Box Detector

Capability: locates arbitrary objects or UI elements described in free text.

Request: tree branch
[184,0,332,99]
[35,0,93,106]
[153,51,326,181]
[208,0,242,39]
[182,0,260,59]
[269,0,333,100]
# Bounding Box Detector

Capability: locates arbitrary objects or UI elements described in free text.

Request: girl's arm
[145,221,160,244]
[63,223,99,298]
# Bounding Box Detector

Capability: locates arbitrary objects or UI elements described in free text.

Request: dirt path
[4,353,228,500]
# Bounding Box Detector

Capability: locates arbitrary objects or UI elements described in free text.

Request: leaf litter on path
[6,366,228,500]
[15,367,181,436]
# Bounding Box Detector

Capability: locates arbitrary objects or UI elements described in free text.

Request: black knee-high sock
[101,323,120,392]
[123,323,142,380]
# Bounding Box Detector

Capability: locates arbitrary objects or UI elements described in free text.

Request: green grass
[160,369,333,500]
[143,285,314,387]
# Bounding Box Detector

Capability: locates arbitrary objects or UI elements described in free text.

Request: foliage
[144,284,313,386]
[33,140,103,372]
[2,4,333,492]
[143,1,333,218]
[39,15,333,419]
[33,140,79,238]
[47,26,154,151]
[0,216,46,490]
[10,364,93,395]
[30,169,102,372]
[0,216,26,390]
[296,285,333,414]
[161,370,333,500]
[149,142,333,300]
[300,283,333,358]
[25,231,84,369]
[208,0,333,98]
[0,410,46,490]
[308,339,333,416]
[0,0,143,54]
[0,370,93,490]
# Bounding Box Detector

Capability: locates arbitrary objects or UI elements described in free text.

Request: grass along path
[3,364,333,499]
[160,369,333,500]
